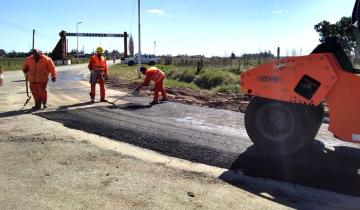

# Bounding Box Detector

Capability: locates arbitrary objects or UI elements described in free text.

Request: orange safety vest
[145,67,164,83]
[88,55,107,72]
[23,54,57,83]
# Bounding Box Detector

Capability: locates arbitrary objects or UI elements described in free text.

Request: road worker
[88,47,108,103]
[135,66,167,105]
[22,49,57,110]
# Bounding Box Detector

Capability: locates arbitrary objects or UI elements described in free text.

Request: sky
[0,0,355,57]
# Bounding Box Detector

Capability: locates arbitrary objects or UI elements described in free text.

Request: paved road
[2,64,360,197]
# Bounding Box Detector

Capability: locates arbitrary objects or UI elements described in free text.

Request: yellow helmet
[96,47,103,54]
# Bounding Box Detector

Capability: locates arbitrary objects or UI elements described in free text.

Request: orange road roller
[240,38,360,155]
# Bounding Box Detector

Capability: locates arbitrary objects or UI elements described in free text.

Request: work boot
[149,101,159,105]
[42,102,47,109]
[160,98,168,102]
[89,92,95,103]
[32,103,41,110]
[100,98,108,102]
[89,92,94,99]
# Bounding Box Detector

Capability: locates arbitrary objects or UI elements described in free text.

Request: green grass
[166,67,196,83]
[194,69,239,89]
[164,79,200,90]
[0,58,25,71]
[108,64,143,81]
[109,63,242,93]
[212,83,240,94]
[70,58,88,64]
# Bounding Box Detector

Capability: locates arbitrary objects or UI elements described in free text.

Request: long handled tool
[21,73,31,109]
[108,91,137,105]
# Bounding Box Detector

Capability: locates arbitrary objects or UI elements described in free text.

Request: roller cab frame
[240,39,360,155]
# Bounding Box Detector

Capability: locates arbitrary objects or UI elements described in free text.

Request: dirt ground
[106,77,250,113]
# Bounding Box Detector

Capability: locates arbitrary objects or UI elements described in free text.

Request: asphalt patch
[109,103,153,110]
[36,105,360,197]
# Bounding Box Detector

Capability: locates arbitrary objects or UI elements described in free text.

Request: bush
[213,84,240,94]
[194,70,238,89]
[166,68,196,83]
[158,65,170,74]
[222,66,243,75]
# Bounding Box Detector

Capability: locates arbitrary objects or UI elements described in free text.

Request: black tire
[244,97,322,156]
[308,103,325,136]
[128,61,134,66]
[148,61,155,66]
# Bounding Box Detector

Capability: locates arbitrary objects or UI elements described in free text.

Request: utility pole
[76,21,82,62]
[32,29,35,50]
[137,0,142,78]
[154,41,156,55]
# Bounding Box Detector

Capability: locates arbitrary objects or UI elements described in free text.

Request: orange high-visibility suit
[88,54,108,101]
[23,54,57,107]
[138,67,167,103]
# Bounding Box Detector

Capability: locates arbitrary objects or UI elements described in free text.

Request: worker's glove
[51,77,56,83]
[105,75,109,80]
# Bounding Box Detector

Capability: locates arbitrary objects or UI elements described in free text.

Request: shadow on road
[0,108,36,118]
[220,141,360,197]
[57,102,94,110]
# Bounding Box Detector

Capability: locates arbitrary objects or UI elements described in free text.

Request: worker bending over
[135,66,167,105]
[88,47,108,103]
[23,49,57,110]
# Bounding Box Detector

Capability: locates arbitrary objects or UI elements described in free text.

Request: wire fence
[159,56,275,72]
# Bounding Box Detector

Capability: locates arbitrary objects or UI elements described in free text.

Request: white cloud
[272,9,289,14]
[146,9,165,16]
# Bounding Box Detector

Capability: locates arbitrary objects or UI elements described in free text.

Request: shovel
[108,91,138,105]
[21,74,31,109]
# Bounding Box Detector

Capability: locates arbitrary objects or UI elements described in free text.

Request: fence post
[196,57,203,75]
[0,65,3,86]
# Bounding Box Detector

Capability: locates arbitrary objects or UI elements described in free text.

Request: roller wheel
[309,103,325,134]
[244,97,324,156]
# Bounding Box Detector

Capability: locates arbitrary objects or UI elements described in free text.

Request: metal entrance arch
[50,30,128,61]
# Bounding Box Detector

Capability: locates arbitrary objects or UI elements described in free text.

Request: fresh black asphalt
[37,96,360,197]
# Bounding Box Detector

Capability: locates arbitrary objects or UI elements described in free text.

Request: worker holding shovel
[135,66,167,105]
[88,47,108,103]
[22,49,57,110]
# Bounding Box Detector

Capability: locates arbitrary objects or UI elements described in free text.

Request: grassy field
[109,64,241,93]
[0,57,90,71]
[0,58,25,71]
